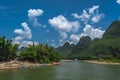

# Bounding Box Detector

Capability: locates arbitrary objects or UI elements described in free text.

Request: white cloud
[72,10,90,19]
[83,24,105,39]
[70,21,80,32]
[72,5,104,23]
[72,10,90,24]
[14,36,23,41]
[13,22,33,47]
[28,9,44,27]
[49,15,80,32]
[89,5,99,14]
[70,34,81,43]
[14,22,32,39]
[117,0,120,4]
[70,33,88,44]
[13,36,23,44]
[28,9,43,18]
[91,13,104,23]
[49,15,80,43]
[19,41,39,48]
[70,24,105,44]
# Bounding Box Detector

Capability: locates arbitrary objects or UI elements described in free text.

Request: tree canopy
[19,43,61,63]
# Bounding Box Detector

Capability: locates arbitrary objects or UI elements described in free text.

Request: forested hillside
[56,21,120,62]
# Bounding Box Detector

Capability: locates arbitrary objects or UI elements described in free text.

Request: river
[0,61,120,80]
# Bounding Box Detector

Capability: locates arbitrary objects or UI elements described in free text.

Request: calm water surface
[0,61,120,80]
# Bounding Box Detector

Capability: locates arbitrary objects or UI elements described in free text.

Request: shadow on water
[0,61,120,80]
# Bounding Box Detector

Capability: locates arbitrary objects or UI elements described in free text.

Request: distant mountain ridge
[56,20,120,62]
[71,36,92,54]
[56,42,74,58]
[103,20,120,39]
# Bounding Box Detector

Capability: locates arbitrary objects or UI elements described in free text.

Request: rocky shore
[0,61,60,70]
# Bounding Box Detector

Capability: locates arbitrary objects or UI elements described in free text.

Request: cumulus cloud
[28,9,44,27]
[13,22,32,46]
[70,24,105,44]
[49,15,80,32]
[14,22,32,39]
[49,15,80,43]
[117,0,120,4]
[83,24,105,39]
[28,9,43,18]
[72,5,104,23]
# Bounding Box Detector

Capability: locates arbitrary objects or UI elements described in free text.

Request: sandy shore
[83,60,120,65]
[0,61,60,70]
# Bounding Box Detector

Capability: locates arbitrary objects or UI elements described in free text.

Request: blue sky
[0,0,120,47]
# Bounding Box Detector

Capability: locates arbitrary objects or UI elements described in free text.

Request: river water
[0,61,120,80]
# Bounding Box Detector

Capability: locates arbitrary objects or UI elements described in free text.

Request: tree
[0,36,18,61]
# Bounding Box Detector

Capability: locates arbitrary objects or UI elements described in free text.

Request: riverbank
[61,60,74,62]
[0,61,60,70]
[83,60,120,65]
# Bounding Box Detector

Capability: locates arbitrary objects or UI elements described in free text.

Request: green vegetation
[103,20,120,39]
[0,36,18,62]
[71,36,92,55]
[19,44,61,63]
[56,42,74,59]
[79,38,120,62]
[0,36,61,63]
[57,20,120,62]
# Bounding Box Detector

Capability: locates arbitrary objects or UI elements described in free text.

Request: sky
[0,0,120,47]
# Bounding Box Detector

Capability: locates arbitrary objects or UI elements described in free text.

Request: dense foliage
[0,36,61,63]
[0,36,18,61]
[19,43,61,63]
[85,39,120,60]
